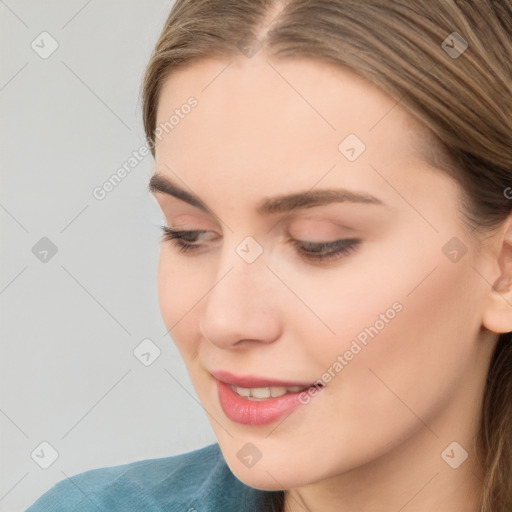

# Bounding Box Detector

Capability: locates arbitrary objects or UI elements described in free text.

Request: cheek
[156,250,204,350]
[157,251,178,323]
[304,242,482,440]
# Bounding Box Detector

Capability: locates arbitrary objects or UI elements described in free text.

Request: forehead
[153,53,439,203]
[156,52,402,132]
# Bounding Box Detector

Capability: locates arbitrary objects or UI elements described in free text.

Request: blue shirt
[26,443,283,511]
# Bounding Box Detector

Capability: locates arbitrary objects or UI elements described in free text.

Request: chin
[219,446,315,491]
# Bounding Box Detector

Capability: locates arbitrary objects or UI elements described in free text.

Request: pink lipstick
[212,370,324,426]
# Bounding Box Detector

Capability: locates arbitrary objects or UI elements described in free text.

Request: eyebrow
[148,173,385,215]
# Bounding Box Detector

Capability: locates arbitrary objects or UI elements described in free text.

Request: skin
[150,51,512,512]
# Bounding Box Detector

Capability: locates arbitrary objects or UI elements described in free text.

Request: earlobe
[482,214,512,334]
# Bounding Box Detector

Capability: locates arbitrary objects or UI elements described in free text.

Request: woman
[27,1,512,511]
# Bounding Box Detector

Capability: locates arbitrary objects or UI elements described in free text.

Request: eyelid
[287,216,360,237]
[155,197,225,232]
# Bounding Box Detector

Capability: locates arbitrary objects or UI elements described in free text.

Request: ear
[482,213,512,334]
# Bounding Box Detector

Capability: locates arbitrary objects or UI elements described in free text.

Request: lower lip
[216,379,320,426]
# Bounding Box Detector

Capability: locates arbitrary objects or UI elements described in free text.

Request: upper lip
[211,370,322,388]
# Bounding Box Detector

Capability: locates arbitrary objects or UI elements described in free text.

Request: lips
[211,370,319,388]
[212,369,325,426]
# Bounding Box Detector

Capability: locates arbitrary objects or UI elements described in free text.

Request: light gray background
[0,2,216,510]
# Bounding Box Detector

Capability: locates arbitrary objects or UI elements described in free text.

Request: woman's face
[151,53,497,490]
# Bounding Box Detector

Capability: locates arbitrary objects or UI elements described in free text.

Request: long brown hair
[141,1,512,510]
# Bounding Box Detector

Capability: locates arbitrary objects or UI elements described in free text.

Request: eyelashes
[288,238,358,262]
[159,226,360,263]
[160,227,210,254]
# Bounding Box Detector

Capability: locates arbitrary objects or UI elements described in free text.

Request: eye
[289,238,360,263]
[160,226,213,253]
[160,226,360,263]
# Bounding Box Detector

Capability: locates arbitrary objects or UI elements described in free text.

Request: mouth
[211,370,325,425]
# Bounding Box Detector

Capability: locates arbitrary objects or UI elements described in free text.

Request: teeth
[287,386,307,392]
[231,385,309,400]
[235,386,251,397]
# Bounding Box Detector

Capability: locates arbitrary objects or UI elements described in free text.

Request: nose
[199,251,282,349]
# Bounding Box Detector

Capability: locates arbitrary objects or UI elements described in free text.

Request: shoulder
[26,443,275,512]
